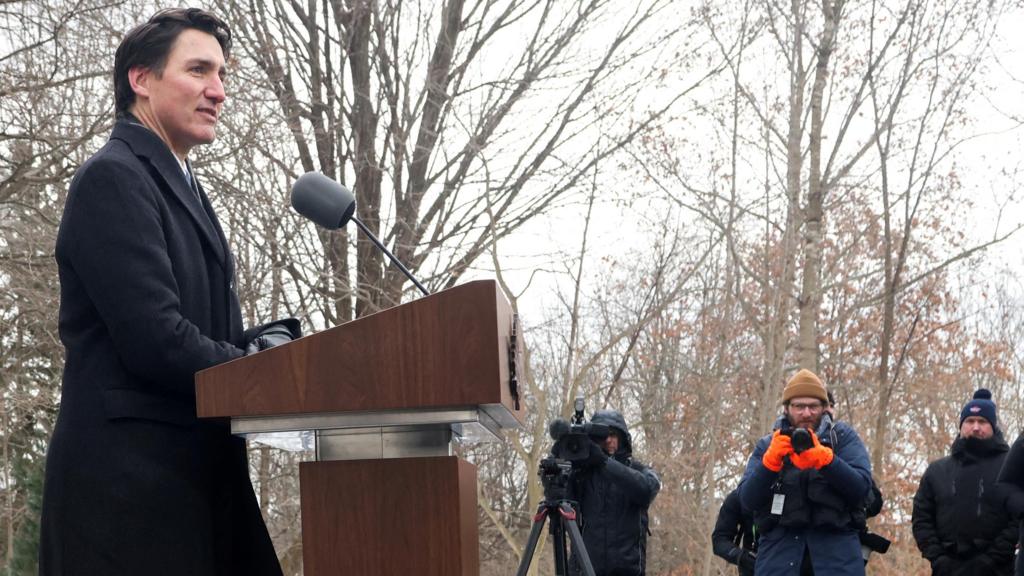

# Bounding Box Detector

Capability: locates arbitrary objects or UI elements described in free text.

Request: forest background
[4,0,1024,574]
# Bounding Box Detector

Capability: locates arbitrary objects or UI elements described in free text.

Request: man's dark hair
[113,8,232,117]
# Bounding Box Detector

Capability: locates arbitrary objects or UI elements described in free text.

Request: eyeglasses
[788,402,824,413]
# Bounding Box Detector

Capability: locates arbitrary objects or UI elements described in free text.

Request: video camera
[547,397,610,465]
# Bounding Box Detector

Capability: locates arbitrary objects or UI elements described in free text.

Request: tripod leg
[515,506,549,576]
[558,502,597,576]
[552,511,569,576]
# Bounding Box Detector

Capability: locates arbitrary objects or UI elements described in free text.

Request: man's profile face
[785,396,825,430]
[131,28,227,157]
[960,416,993,440]
[603,430,621,455]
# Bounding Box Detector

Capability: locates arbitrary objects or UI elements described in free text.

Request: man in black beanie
[912,389,1018,575]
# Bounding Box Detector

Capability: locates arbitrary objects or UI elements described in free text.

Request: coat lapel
[192,173,235,282]
[110,121,227,268]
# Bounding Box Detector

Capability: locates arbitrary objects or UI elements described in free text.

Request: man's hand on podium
[244,318,302,355]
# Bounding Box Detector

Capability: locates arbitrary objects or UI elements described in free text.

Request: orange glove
[789,430,834,470]
[762,430,793,472]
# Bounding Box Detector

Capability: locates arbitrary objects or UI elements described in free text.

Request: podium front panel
[300,456,479,576]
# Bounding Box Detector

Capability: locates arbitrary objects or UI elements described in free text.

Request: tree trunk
[796,0,839,371]
[347,0,385,316]
[760,0,806,432]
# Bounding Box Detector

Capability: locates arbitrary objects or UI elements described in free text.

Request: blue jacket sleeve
[819,424,872,506]
[739,435,776,512]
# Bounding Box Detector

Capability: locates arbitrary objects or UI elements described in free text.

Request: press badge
[771,493,785,515]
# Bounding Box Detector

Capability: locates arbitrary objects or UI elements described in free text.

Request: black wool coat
[38,120,282,576]
[912,433,1017,576]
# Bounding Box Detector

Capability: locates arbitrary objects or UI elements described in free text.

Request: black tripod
[515,459,597,576]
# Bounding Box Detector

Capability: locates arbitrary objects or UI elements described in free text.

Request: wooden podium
[195,280,525,575]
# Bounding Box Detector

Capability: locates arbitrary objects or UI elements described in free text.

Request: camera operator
[569,410,661,576]
[739,369,872,575]
[913,389,1017,575]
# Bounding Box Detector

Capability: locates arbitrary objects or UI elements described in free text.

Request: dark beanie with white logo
[960,388,997,428]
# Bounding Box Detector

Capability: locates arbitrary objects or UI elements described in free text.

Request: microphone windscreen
[549,418,570,441]
[291,171,356,230]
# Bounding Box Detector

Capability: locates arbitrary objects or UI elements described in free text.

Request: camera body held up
[778,411,833,454]
[548,397,611,466]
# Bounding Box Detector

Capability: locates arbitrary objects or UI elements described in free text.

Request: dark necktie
[185,165,202,202]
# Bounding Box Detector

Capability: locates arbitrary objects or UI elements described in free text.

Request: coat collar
[952,429,1009,461]
[109,119,227,267]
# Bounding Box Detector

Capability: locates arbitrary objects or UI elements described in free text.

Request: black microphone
[291,171,356,229]
[291,172,429,297]
[549,418,570,441]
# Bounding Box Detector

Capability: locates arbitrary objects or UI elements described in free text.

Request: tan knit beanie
[782,369,828,404]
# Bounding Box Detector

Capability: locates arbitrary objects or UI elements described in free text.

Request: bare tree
[212,0,712,322]
[0,1,135,571]
[865,0,1018,475]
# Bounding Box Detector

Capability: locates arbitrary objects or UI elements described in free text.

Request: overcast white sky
[470,4,1024,321]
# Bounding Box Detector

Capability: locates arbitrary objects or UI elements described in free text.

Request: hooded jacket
[913,431,1017,576]
[570,410,661,576]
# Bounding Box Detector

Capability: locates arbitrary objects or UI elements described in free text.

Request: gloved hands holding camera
[762,430,793,472]
[244,318,302,355]
[583,438,609,469]
[789,429,833,470]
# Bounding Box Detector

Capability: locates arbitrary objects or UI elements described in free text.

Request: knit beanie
[782,369,828,404]
[960,389,997,428]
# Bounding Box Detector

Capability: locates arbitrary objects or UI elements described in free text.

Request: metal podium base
[230,405,512,461]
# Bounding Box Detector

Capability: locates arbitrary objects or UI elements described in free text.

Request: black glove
[244,318,301,355]
[959,556,994,576]
[858,530,891,554]
[931,556,957,576]
[582,439,608,469]
[736,549,756,572]
[1007,489,1024,518]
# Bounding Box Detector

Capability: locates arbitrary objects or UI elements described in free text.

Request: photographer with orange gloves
[738,369,873,575]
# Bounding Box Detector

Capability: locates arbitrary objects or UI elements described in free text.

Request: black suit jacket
[39,120,282,576]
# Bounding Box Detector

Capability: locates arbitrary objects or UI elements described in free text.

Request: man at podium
[37,8,293,576]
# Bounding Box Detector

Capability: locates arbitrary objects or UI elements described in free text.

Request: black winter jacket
[711,488,756,576]
[570,410,661,576]
[912,432,1017,576]
[997,431,1024,576]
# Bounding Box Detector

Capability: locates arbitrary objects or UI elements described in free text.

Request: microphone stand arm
[351,216,430,297]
